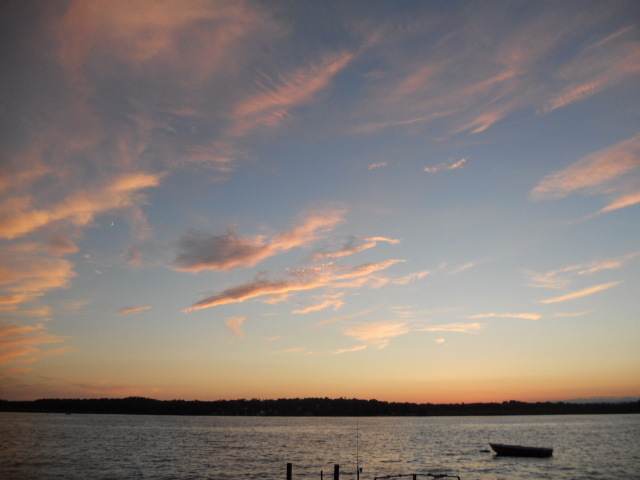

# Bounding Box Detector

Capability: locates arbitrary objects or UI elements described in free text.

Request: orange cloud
[117,306,152,315]
[419,323,486,333]
[424,157,468,173]
[174,209,345,272]
[531,135,640,201]
[230,52,355,137]
[183,260,403,312]
[225,316,246,339]
[0,322,69,365]
[311,236,400,262]
[0,172,161,240]
[0,243,76,305]
[331,345,368,355]
[466,313,541,321]
[292,294,345,314]
[525,252,638,289]
[540,282,620,304]
[343,321,410,349]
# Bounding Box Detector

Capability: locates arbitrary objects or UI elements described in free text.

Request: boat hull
[489,443,553,458]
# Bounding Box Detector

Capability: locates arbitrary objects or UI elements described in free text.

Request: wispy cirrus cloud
[419,323,486,333]
[350,4,639,139]
[183,260,403,312]
[541,26,640,114]
[271,347,316,355]
[225,317,246,339]
[174,209,345,272]
[229,52,355,137]
[343,321,410,349]
[525,252,638,289]
[117,306,152,316]
[466,313,541,321]
[0,322,69,366]
[0,243,76,307]
[311,236,400,262]
[424,157,468,173]
[531,134,640,214]
[315,307,379,327]
[331,345,368,355]
[368,162,388,170]
[292,294,345,314]
[540,282,620,304]
[0,173,162,241]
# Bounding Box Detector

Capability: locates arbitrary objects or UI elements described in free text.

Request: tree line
[1,397,639,416]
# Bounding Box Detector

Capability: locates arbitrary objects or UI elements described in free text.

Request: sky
[1,0,639,403]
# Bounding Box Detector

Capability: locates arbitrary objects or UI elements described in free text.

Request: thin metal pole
[286,462,292,480]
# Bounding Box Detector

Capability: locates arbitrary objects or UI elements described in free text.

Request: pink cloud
[229,52,355,137]
[183,260,403,312]
[531,135,640,201]
[0,322,69,365]
[311,236,400,262]
[225,317,246,339]
[540,282,620,304]
[0,172,161,240]
[424,157,468,174]
[343,321,410,349]
[466,313,541,321]
[0,243,76,305]
[174,209,345,272]
[419,323,486,333]
[117,306,152,316]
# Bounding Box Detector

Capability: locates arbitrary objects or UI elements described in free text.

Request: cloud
[0,322,69,366]
[331,345,368,355]
[315,307,379,327]
[225,316,246,339]
[272,347,315,355]
[391,269,431,285]
[230,52,355,137]
[531,135,640,213]
[419,323,486,333]
[117,306,151,316]
[449,262,477,274]
[540,282,621,304]
[292,294,345,314]
[174,209,345,272]
[0,172,162,240]
[0,243,76,306]
[183,260,403,312]
[349,4,639,140]
[553,311,592,318]
[368,162,388,170]
[311,236,400,262]
[424,157,468,173]
[343,321,410,349]
[525,252,638,289]
[466,313,542,321]
[541,26,640,113]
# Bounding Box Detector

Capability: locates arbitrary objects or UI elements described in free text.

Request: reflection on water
[1,413,638,479]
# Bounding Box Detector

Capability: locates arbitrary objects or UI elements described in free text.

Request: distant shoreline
[2,397,639,416]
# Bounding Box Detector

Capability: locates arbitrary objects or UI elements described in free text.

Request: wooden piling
[286,462,292,480]
[334,464,339,480]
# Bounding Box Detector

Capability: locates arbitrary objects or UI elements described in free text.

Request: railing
[286,463,460,480]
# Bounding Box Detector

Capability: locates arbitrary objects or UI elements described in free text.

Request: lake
[1,413,638,479]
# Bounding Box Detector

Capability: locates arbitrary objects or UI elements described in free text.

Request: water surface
[1,413,638,479]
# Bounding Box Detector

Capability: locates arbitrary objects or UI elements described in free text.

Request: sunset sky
[1,0,639,403]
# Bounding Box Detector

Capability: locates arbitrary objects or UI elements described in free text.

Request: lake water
[1,413,638,480]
